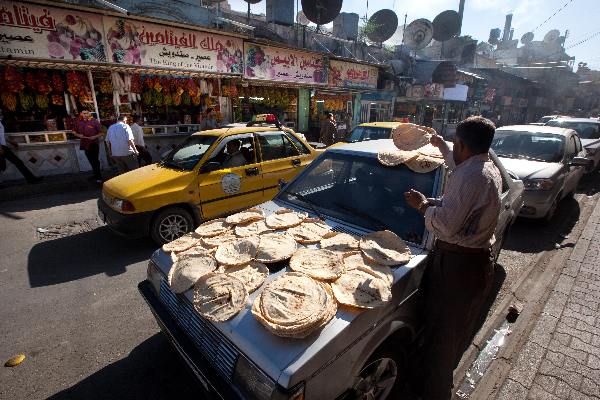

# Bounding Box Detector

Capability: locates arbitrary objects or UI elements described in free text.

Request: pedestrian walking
[73,110,104,183]
[202,108,218,130]
[319,112,337,146]
[130,115,152,167]
[404,116,501,400]
[0,109,42,184]
[105,115,139,174]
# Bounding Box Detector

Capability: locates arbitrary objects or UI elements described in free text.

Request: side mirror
[200,161,221,173]
[569,157,593,168]
[278,178,287,190]
[506,170,520,181]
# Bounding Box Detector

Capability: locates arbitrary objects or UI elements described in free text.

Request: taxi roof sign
[247,114,281,128]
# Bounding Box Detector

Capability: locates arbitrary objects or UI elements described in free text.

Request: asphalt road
[1,171,599,400]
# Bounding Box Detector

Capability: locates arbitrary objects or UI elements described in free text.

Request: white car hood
[152,200,427,387]
[498,157,562,180]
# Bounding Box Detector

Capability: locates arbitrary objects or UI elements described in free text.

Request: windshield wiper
[159,160,184,170]
[286,191,326,220]
[495,153,521,159]
[332,201,392,232]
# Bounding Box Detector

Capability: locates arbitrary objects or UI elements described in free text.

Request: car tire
[150,207,194,245]
[352,343,407,400]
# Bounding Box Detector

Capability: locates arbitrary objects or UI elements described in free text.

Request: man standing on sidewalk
[130,115,152,167]
[73,110,104,183]
[106,115,138,174]
[0,108,42,184]
[404,116,502,399]
[319,112,337,146]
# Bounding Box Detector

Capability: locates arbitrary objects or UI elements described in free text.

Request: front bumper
[138,280,242,400]
[518,190,557,218]
[98,198,152,238]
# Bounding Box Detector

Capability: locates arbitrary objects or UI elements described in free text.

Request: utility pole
[458,0,465,35]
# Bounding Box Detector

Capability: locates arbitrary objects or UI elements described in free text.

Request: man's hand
[430,132,450,155]
[404,189,427,210]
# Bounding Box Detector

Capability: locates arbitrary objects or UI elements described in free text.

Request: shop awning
[0,57,243,79]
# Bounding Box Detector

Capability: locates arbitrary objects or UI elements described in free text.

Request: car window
[257,132,300,162]
[279,152,438,245]
[161,135,217,171]
[286,132,311,155]
[346,126,392,143]
[546,121,600,139]
[491,130,565,163]
[208,134,256,169]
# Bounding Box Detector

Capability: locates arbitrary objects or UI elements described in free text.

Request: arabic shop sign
[0,2,107,61]
[102,16,243,74]
[328,60,378,89]
[244,43,327,85]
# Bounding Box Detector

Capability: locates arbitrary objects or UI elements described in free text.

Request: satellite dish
[403,18,434,50]
[488,28,501,45]
[297,10,310,25]
[244,0,262,3]
[544,29,560,42]
[432,10,460,42]
[301,0,342,25]
[366,9,399,43]
[521,32,534,45]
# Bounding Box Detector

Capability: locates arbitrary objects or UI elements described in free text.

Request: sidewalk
[496,201,600,399]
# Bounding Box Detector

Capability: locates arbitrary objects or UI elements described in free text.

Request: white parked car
[545,118,600,172]
[139,139,524,399]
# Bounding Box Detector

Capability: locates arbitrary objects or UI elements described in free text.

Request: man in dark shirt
[73,110,103,183]
[319,113,337,146]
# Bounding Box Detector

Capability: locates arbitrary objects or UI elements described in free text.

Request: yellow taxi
[344,121,406,143]
[98,115,321,244]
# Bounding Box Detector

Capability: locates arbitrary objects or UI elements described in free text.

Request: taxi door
[256,131,313,201]
[197,133,264,220]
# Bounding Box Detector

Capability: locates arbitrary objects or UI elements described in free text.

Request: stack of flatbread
[193,272,248,322]
[376,124,445,172]
[251,272,338,338]
[265,209,308,229]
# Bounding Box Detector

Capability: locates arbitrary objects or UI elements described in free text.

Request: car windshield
[346,126,392,143]
[278,152,438,245]
[492,130,565,163]
[545,120,600,139]
[160,135,217,171]
[538,116,554,124]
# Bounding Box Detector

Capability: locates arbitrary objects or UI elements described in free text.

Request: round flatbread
[215,237,259,266]
[265,209,307,229]
[405,154,444,173]
[193,272,248,322]
[162,232,203,253]
[194,218,232,238]
[332,269,392,309]
[342,252,394,286]
[320,231,360,253]
[217,261,269,293]
[377,149,419,167]
[235,220,273,237]
[360,230,412,266]
[416,143,444,159]
[167,253,217,294]
[392,124,432,151]
[288,218,331,244]
[252,272,337,338]
[225,208,265,225]
[289,248,343,281]
[202,232,239,248]
[255,232,297,263]
[177,241,216,259]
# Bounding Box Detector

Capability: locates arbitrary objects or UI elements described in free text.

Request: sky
[227,0,600,70]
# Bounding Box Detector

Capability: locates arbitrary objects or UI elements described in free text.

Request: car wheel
[353,357,398,400]
[151,207,194,245]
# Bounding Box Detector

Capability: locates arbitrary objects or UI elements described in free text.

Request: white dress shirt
[106,122,135,157]
[130,123,145,147]
[424,150,502,249]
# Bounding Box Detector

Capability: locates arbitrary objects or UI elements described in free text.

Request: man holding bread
[404,116,502,399]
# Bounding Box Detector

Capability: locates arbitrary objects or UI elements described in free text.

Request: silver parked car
[545,118,600,172]
[138,139,524,400]
[491,125,591,220]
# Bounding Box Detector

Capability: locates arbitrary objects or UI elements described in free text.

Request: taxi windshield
[346,126,392,143]
[160,135,217,171]
[278,152,438,245]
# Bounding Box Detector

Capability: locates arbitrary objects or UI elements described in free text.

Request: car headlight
[523,179,555,190]
[113,198,136,212]
[146,261,163,294]
[233,356,305,400]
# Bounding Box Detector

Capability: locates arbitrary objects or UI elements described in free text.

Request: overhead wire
[532,0,577,32]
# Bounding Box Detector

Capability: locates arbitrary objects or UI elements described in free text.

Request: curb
[453,193,599,399]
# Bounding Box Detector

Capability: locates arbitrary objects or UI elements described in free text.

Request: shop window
[257,132,300,162]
